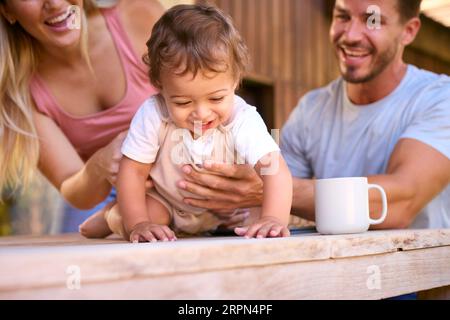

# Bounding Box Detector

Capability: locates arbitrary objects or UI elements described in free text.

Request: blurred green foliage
[0,199,12,236]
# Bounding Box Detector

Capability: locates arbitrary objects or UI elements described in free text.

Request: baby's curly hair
[143,4,249,89]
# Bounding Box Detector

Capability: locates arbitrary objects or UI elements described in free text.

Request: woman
[0,0,259,234]
[0,0,163,232]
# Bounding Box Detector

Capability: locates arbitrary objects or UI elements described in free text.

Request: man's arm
[292,138,450,229]
[367,138,450,229]
[291,178,315,221]
[176,138,450,230]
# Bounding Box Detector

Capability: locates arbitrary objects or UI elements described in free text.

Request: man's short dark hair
[397,0,422,22]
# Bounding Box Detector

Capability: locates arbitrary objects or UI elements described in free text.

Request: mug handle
[368,184,388,225]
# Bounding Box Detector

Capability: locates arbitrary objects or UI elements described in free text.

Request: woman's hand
[91,131,153,188]
[91,131,127,186]
[177,162,264,212]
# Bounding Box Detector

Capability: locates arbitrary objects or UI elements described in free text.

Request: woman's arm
[34,111,126,209]
[118,0,166,57]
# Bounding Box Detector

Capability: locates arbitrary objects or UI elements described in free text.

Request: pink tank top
[30,7,157,162]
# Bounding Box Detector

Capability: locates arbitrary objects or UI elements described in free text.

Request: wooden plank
[293,0,304,93]
[244,72,274,86]
[231,0,243,50]
[2,229,449,252]
[304,0,313,89]
[2,245,450,299]
[411,16,450,66]
[246,0,257,73]
[1,229,450,294]
[270,0,281,77]
[0,233,125,247]
[330,229,450,257]
[259,0,270,77]
[0,236,330,291]
[316,0,327,86]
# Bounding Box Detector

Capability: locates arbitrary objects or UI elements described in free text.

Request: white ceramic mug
[315,177,388,235]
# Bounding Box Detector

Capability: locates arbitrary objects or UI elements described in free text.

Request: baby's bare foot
[79,201,116,239]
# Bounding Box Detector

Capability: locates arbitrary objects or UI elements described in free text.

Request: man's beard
[339,43,398,84]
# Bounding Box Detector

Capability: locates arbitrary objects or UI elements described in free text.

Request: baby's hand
[129,222,177,243]
[234,216,290,239]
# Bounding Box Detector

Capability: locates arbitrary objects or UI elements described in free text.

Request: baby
[81,4,292,242]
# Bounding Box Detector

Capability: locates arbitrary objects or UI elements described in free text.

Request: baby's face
[160,67,238,135]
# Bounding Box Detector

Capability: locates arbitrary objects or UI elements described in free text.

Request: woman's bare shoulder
[116,0,165,57]
[116,0,165,18]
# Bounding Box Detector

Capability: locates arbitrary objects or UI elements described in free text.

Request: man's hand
[177,162,263,211]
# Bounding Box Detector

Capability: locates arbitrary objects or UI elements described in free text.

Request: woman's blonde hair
[0,0,98,197]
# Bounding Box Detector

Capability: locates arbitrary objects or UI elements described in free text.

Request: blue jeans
[385,293,417,300]
[61,188,117,233]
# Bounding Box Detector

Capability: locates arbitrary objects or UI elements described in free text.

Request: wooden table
[1,229,449,299]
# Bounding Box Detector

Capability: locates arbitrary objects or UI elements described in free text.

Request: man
[177,0,450,230]
[281,0,450,229]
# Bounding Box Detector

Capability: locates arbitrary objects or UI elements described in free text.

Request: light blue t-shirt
[281,65,450,229]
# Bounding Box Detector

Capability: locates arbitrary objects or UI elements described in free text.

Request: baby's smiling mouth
[202,120,214,126]
[191,120,215,132]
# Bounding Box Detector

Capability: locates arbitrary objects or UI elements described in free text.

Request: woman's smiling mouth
[44,8,74,31]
